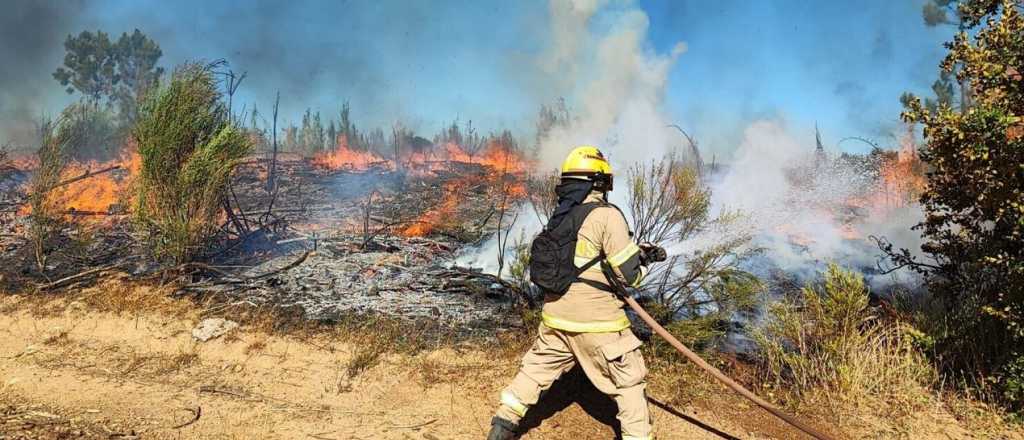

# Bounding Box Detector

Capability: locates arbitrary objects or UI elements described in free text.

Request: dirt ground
[0,288,1018,440]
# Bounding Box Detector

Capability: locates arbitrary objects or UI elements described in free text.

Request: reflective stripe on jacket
[542,191,645,333]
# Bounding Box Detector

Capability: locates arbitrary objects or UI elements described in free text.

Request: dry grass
[244,338,268,355]
[345,343,386,379]
[4,275,1022,439]
[645,354,717,406]
[41,327,71,347]
[751,264,940,435]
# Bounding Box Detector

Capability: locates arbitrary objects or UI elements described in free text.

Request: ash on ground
[189,236,524,334]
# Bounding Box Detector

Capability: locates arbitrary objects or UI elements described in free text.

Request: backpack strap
[574,251,604,276]
[567,202,608,283]
[573,201,631,295]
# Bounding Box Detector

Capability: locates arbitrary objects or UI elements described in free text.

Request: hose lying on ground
[622,295,837,440]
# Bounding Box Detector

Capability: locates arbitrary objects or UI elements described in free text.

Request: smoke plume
[459,0,689,272]
[709,119,925,288]
[0,1,85,148]
[533,0,687,170]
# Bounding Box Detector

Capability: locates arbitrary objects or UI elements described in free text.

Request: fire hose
[620,294,836,440]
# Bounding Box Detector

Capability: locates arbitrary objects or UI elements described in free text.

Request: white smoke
[459,0,687,275]
[709,119,925,288]
[534,0,687,170]
[455,205,542,274]
[462,1,925,292]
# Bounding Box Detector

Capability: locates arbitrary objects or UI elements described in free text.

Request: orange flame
[398,142,528,237]
[307,137,530,237]
[402,180,464,237]
[848,134,926,217]
[18,145,140,219]
[313,136,389,171]
[8,155,40,170]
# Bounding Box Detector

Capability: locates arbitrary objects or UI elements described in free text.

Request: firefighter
[487,146,665,440]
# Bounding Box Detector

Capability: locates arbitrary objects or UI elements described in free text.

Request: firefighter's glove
[638,242,667,266]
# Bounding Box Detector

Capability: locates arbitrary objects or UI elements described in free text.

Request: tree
[53,30,117,103]
[900,0,1024,408]
[298,108,325,153]
[326,120,337,149]
[339,101,353,143]
[928,70,957,112]
[112,29,164,123]
[535,98,570,149]
[923,0,960,26]
[59,101,120,162]
[53,29,163,123]
[906,1,997,113]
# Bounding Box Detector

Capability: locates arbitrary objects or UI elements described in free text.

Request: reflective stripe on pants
[541,311,631,334]
[493,323,653,438]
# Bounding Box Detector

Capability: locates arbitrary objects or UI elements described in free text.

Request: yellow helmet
[560,145,613,191]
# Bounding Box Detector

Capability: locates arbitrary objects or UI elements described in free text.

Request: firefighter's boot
[486,417,519,440]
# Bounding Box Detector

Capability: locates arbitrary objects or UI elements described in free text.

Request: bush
[751,264,937,424]
[626,153,761,348]
[26,119,74,272]
[60,101,123,162]
[132,62,251,263]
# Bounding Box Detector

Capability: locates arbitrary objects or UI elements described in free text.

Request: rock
[191,318,239,342]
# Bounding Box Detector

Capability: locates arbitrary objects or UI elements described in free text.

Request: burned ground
[0,149,529,336]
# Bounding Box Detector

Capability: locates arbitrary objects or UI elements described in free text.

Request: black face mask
[591,173,613,192]
[547,179,596,230]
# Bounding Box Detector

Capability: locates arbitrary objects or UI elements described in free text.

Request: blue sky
[3,0,956,157]
[641,0,952,154]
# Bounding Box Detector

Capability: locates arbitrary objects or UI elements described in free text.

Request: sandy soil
[0,293,767,440]
[0,290,1017,440]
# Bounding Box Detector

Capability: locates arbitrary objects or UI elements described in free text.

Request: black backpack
[529,203,605,295]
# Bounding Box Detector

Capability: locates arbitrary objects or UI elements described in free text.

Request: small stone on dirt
[191,318,239,342]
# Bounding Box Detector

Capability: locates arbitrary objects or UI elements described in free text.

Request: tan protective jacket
[541,192,646,333]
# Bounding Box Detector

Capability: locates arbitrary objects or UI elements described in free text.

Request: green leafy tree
[132,62,252,263]
[53,29,163,123]
[112,29,164,124]
[53,30,118,103]
[900,0,1024,407]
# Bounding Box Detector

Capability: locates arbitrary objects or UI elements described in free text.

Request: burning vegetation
[1,1,1023,437]
[0,41,935,343]
[0,53,536,331]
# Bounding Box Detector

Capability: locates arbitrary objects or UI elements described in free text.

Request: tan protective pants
[495,324,653,440]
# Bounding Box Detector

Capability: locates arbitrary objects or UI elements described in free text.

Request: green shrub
[132,62,251,263]
[751,264,937,423]
[60,101,123,162]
